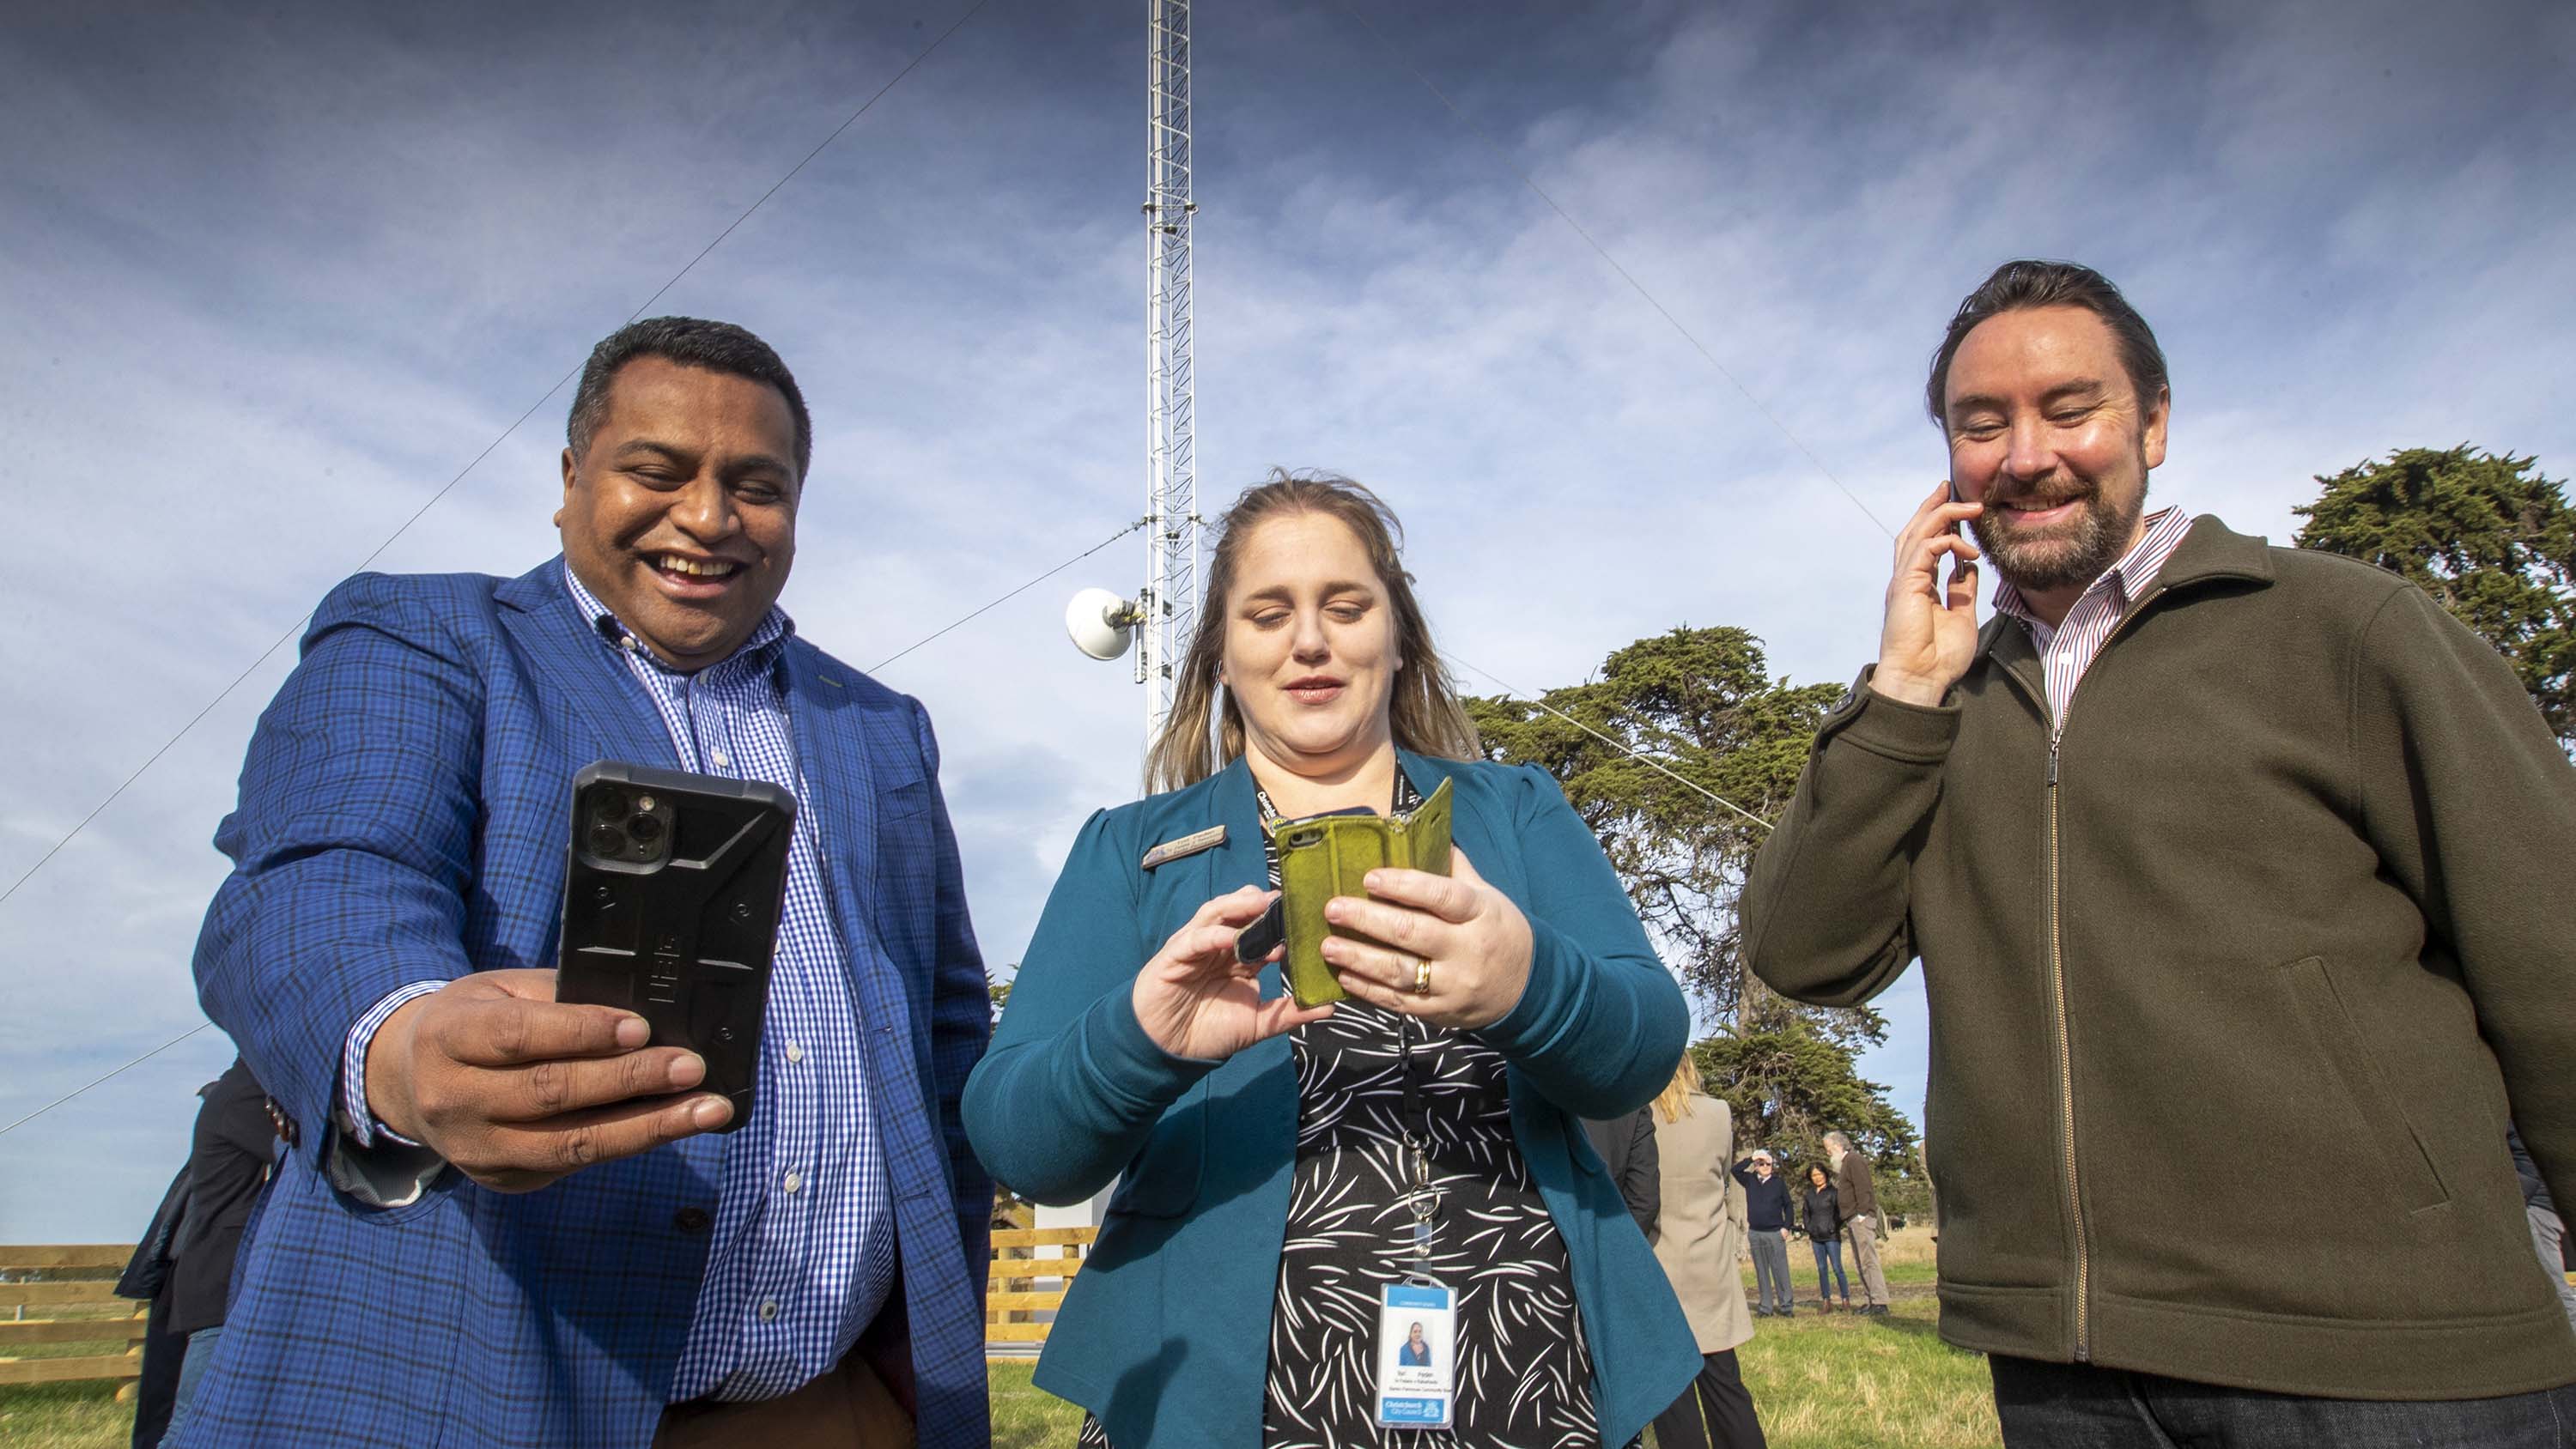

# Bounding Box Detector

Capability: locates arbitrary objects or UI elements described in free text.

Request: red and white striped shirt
[1992,506,2196,733]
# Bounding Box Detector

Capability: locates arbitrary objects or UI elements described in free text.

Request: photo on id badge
[1374,1281,1455,1429]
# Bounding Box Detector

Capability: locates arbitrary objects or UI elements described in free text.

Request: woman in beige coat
[1644,1056,1768,1449]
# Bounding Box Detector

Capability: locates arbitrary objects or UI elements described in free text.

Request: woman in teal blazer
[966,473,1698,1447]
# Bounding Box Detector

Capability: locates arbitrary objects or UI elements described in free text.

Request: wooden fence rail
[0,1227,1104,1395]
[0,1245,147,1397]
[985,1225,1096,1345]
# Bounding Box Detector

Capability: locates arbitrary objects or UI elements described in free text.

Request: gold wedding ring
[1413,958,1434,996]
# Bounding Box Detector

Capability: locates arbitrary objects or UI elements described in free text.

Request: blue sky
[3,0,2570,1241]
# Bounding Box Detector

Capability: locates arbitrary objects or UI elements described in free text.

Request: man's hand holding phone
[364,968,732,1193]
[1872,480,1985,707]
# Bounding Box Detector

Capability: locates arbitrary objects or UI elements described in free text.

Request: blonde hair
[1144,470,1481,793]
[1651,1052,1704,1125]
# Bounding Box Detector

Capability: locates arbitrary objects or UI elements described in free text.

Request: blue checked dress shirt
[340,565,895,1403]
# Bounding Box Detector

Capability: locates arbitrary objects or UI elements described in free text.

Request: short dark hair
[1925,260,2169,426]
[567,316,812,479]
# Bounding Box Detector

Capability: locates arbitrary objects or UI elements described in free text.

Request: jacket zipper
[2040,582,2167,1364]
[2045,734,2086,1360]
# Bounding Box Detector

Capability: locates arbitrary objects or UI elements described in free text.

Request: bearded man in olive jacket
[1741,260,2576,1447]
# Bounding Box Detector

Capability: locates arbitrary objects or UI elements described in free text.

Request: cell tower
[1061,0,1206,783]
[1139,0,1199,743]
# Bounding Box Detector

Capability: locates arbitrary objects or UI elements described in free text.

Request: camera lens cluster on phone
[586,785,670,863]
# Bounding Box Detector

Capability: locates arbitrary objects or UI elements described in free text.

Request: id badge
[1373,1279,1455,1429]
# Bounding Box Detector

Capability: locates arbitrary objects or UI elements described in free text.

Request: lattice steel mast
[1139,0,1199,743]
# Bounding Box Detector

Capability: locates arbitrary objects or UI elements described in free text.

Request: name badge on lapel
[1140,825,1226,871]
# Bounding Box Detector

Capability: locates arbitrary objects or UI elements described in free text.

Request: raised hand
[1131,886,1335,1060]
[364,968,731,1193]
[1873,482,1984,707]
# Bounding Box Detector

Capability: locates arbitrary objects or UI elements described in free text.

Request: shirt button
[672,1206,710,1234]
[782,1170,803,1195]
[784,1040,804,1064]
[711,749,732,769]
[757,1300,780,1323]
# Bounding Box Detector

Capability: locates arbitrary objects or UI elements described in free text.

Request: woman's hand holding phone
[1873,480,1985,707]
[1132,886,1336,1061]
[1316,849,1534,1031]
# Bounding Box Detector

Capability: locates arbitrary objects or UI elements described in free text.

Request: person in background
[1825,1131,1891,1315]
[965,472,1698,1448]
[1583,1102,1662,1240]
[2513,1125,2576,1333]
[1643,1055,1767,1449]
[117,1170,191,1448]
[1800,1163,1849,1313]
[154,1062,280,1441]
[116,1062,278,1449]
[1730,1147,1795,1318]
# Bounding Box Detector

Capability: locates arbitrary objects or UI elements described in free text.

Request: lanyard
[1397,1013,1439,1262]
[1257,773,1443,1261]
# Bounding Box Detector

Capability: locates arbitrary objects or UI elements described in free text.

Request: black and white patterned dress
[1081,779,1601,1448]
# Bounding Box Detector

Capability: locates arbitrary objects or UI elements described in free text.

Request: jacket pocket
[2282,955,2448,1213]
[323,1133,456,1225]
[878,777,933,824]
[1104,1082,1206,1219]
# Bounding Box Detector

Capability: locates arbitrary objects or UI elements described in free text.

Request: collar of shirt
[560,562,793,679]
[1992,506,2196,646]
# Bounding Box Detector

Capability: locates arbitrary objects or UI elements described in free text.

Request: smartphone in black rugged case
[553,761,794,1131]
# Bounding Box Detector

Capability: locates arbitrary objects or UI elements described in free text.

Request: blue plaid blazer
[178,560,993,1448]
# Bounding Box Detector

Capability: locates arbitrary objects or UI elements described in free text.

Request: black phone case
[554,761,795,1131]
[1235,895,1287,965]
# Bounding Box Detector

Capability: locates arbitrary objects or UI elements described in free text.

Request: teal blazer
[964,752,1700,1447]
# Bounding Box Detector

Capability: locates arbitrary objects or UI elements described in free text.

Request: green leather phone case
[1273,776,1455,1008]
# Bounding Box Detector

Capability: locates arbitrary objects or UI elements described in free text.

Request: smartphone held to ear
[553,761,793,1131]
[1242,777,1456,1008]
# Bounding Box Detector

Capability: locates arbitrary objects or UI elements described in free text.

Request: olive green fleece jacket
[1742,518,2576,1400]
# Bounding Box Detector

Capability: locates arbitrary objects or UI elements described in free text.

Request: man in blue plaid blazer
[175,319,992,1447]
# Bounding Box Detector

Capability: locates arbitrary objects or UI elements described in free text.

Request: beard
[1969,475,2147,595]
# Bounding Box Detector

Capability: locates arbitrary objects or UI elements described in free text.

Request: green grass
[3,1233,1993,1448]
[991,1359,1073,1446]
[1724,1294,2000,1449]
[0,1381,130,1449]
[987,1295,1997,1449]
